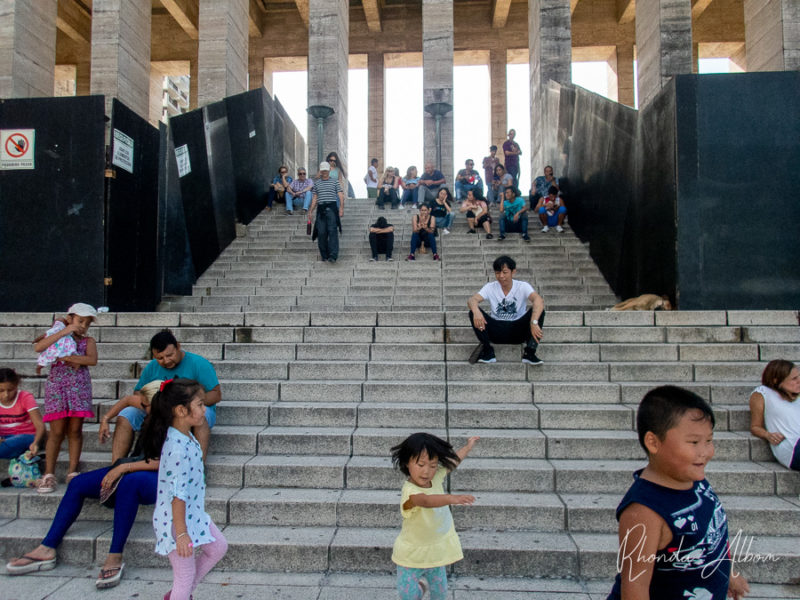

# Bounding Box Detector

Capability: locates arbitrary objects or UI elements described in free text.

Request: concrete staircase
[1,200,799,591]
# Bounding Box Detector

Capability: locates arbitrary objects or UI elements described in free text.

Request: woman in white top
[749,359,800,469]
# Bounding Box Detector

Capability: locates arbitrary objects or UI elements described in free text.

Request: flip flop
[6,554,57,575]
[65,472,80,484]
[95,562,125,589]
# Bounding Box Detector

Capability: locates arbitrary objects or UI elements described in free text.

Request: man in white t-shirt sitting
[467,255,546,365]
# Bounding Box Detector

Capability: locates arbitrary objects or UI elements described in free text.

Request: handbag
[8,451,41,488]
[99,455,143,508]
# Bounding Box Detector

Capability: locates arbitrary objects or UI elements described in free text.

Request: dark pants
[500,214,528,236]
[469,308,546,352]
[410,231,437,255]
[42,467,157,554]
[316,203,339,260]
[790,441,800,471]
[377,188,400,209]
[369,232,394,258]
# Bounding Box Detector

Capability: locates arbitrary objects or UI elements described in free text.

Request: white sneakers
[541,225,549,233]
[442,228,450,235]
[556,225,564,233]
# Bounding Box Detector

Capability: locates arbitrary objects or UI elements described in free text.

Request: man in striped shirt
[309,161,346,263]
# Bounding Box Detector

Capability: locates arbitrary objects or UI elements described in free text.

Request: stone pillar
[367,52,385,168]
[76,60,91,95]
[197,0,248,107]
[189,60,198,110]
[149,70,164,126]
[249,56,264,90]
[0,0,58,99]
[422,0,454,183]
[90,0,151,118]
[529,0,572,173]
[616,44,635,107]
[635,0,692,108]
[489,49,507,149]
[307,0,349,172]
[744,0,800,71]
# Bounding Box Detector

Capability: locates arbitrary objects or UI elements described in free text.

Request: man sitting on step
[467,255,545,365]
[98,329,221,461]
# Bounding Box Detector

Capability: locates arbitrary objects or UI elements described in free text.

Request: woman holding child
[750,359,800,470]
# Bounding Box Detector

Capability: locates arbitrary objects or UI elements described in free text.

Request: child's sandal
[37,474,57,494]
[65,472,80,484]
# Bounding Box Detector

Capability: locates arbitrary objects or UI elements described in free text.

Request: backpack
[8,452,41,488]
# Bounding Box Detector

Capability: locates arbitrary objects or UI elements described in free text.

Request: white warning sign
[0,129,35,170]
[111,128,134,174]
[175,144,191,178]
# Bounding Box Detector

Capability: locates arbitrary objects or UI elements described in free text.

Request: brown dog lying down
[611,294,673,311]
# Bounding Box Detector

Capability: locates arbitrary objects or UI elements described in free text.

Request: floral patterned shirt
[153,427,213,556]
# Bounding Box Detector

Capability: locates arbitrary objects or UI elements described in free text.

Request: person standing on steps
[365,158,379,199]
[502,129,522,188]
[467,255,545,365]
[310,161,345,264]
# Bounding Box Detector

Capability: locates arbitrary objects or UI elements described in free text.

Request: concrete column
[189,60,198,110]
[90,0,151,119]
[0,0,58,99]
[307,0,349,172]
[249,56,264,90]
[489,48,507,150]
[692,42,699,73]
[367,52,385,168]
[149,70,164,125]
[744,0,800,71]
[529,0,572,173]
[263,63,274,95]
[635,0,693,108]
[197,0,248,107]
[76,60,90,95]
[616,44,635,107]
[422,0,454,182]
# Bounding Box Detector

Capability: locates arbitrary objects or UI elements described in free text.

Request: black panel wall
[106,99,160,311]
[0,96,106,311]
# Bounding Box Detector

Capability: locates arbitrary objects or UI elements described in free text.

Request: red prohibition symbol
[5,133,29,158]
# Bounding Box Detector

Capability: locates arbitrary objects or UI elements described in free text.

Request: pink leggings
[167,521,228,600]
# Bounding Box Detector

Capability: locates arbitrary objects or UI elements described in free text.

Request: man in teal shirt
[101,330,220,460]
[498,186,530,241]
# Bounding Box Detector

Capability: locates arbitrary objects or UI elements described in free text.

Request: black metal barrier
[106,99,160,311]
[0,96,106,311]
[549,71,800,310]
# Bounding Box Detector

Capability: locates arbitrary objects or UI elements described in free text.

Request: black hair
[470,188,486,202]
[374,216,388,228]
[437,187,453,204]
[391,432,460,476]
[0,367,21,385]
[492,255,516,272]
[490,145,497,151]
[637,386,715,452]
[371,158,378,165]
[548,185,559,196]
[150,329,179,353]
[503,185,518,197]
[325,152,346,178]
[139,378,203,461]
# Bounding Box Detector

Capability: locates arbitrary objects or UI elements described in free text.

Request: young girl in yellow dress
[390,432,479,599]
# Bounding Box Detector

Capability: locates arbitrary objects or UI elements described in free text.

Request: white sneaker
[442,228,450,235]
[556,225,564,233]
[541,225,549,233]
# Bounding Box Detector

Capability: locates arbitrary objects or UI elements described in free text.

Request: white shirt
[478,279,535,321]
[755,384,800,468]
[366,165,378,189]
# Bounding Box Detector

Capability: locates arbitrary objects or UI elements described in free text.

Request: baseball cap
[319,161,331,171]
[67,303,109,318]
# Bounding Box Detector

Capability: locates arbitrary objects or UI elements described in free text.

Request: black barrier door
[0,96,106,311]
[105,99,160,311]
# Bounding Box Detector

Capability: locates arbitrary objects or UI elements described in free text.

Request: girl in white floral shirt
[151,379,227,600]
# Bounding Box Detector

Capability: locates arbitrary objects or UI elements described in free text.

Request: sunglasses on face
[298,171,306,175]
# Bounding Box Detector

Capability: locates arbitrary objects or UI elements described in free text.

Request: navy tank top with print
[607,470,731,600]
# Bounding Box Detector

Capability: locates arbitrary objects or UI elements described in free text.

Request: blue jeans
[286,190,312,212]
[455,180,483,200]
[434,213,454,230]
[500,214,528,236]
[410,231,437,255]
[119,405,216,430]
[401,189,417,205]
[315,203,340,260]
[0,434,35,458]
[42,467,157,553]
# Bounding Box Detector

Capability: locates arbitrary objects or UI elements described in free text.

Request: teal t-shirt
[135,351,220,413]
[503,196,525,220]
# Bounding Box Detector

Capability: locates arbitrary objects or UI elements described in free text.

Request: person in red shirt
[0,368,45,458]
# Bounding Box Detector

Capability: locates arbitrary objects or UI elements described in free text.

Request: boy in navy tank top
[608,386,750,600]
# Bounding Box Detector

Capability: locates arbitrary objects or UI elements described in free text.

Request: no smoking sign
[1,129,35,169]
